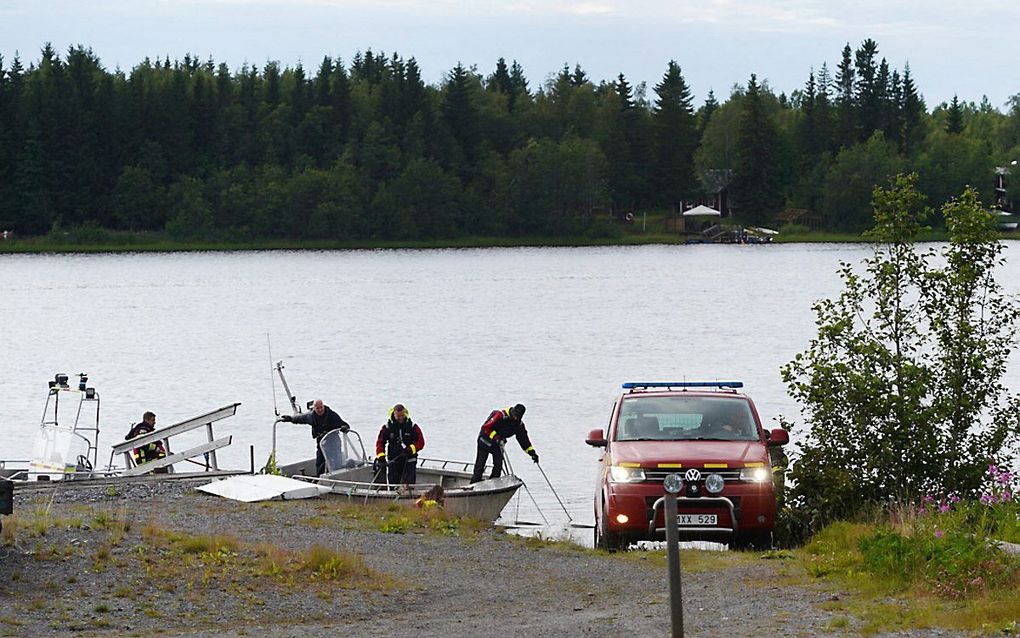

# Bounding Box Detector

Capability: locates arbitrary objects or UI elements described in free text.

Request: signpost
[663,473,685,637]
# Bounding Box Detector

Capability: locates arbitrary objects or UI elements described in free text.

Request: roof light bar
[622,381,744,389]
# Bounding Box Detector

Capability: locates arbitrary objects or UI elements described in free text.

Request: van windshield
[616,396,758,442]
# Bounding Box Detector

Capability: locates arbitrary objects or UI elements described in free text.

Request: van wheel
[595,506,625,552]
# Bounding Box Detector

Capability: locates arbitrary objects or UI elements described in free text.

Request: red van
[585,381,789,551]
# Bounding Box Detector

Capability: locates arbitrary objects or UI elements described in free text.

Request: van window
[617,396,757,441]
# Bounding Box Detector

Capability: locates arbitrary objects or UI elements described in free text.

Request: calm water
[2,243,1018,526]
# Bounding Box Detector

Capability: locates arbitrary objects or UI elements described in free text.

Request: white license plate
[678,514,717,526]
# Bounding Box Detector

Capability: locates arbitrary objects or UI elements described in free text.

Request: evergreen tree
[946,94,965,134]
[699,89,718,133]
[651,61,698,210]
[835,44,856,148]
[731,74,784,224]
[854,39,881,139]
[441,63,480,170]
[900,63,926,155]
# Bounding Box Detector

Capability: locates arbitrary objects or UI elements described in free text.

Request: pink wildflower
[938,502,951,513]
[934,529,944,539]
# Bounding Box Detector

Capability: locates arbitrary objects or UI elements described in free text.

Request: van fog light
[705,473,725,494]
[615,514,630,524]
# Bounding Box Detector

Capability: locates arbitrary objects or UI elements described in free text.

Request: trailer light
[739,467,772,483]
[615,514,630,524]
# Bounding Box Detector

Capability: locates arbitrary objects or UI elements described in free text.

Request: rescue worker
[280,399,350,476]
[374,404,425,485]
[471,403,538,483]
[125,411,169,473]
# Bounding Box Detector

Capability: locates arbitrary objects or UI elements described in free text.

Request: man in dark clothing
[280,399,350,476]
[374,404,425,485]
[471,403,538,483]
[126,411,170,474]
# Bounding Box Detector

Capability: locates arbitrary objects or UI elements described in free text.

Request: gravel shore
[0,479,965,637]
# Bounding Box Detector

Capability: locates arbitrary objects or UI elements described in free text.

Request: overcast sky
[1,1,1017,110]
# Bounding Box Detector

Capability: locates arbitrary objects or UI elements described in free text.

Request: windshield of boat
[615,395,759,441]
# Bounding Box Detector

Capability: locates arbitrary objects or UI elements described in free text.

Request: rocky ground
[0,478,967,637]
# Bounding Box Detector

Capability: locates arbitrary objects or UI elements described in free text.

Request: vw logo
[684,469,701,483]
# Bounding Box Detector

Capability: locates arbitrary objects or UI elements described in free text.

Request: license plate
[678,514,717,526]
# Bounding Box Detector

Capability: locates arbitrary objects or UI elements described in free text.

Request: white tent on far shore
[682,205,722,217]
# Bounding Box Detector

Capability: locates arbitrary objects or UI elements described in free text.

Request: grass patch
[302,500,488,539]
[793,511,1020,634]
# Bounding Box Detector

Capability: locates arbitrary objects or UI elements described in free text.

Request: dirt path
[0,481,962,637]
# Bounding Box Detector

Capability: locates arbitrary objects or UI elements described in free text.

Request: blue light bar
[622,381,744,389]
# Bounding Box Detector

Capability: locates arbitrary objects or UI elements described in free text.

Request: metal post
[664,494,684,638]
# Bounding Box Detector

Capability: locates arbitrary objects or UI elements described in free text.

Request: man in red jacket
[374,404,425,485]
[471,403,538,483]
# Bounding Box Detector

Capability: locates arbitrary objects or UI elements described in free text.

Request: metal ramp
[110,403,240,476]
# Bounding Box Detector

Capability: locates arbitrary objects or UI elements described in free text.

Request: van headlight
[739,467,772,483]
[609,466,646,483]
[705,473,725,494]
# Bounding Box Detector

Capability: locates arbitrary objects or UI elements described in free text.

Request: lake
[2,243,1018,526]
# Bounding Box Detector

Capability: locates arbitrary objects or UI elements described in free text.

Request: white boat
[278,429,523,522]
[1,372,245,485]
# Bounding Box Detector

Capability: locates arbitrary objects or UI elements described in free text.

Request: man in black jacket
[280,399,350,476]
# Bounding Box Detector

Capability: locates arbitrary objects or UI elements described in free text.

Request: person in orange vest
[374,404,425,485]
[471,403,537,483]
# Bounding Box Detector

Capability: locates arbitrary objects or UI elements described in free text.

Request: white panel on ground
[197,474,331,502]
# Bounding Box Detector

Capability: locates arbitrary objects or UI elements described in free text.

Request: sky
[1,0,1017,111]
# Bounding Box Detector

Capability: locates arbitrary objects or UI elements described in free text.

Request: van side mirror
[586,428,607,448]
[766,428,789,447]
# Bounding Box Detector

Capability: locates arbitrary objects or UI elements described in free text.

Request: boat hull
[284,457,523,522]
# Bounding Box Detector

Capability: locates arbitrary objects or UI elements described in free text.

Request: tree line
[1,39,1019,241]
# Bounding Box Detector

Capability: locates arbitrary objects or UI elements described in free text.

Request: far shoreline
[0,229,990,255]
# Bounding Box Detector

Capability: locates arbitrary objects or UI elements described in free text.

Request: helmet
[510,404,526,420]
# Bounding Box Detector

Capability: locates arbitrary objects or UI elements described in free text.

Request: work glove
[372,456,384,473]
[280,414,293,422]
[529,450,539,464]
[339,423,350,433]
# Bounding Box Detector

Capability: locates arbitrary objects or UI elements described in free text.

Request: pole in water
[535,462,574,523]
[504,449,548,525]
[267,333,279,464]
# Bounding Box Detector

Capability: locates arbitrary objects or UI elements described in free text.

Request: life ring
[623,212,635,223]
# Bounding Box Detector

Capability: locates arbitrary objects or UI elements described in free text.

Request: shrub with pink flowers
[854,464,1020,598]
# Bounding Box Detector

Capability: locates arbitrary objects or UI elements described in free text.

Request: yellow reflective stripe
[743,462,765,468]
[619,462,641,468]
[704,463,728,468]
[376,452,385,458]
[657,463,682,468]
[488,431,498,439]
[524,446,534,453]
[409,445,416,455]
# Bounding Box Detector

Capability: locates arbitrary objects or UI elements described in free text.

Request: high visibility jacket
[479,408,535,455]
[376,416,425,459]
[126,422,166,465]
